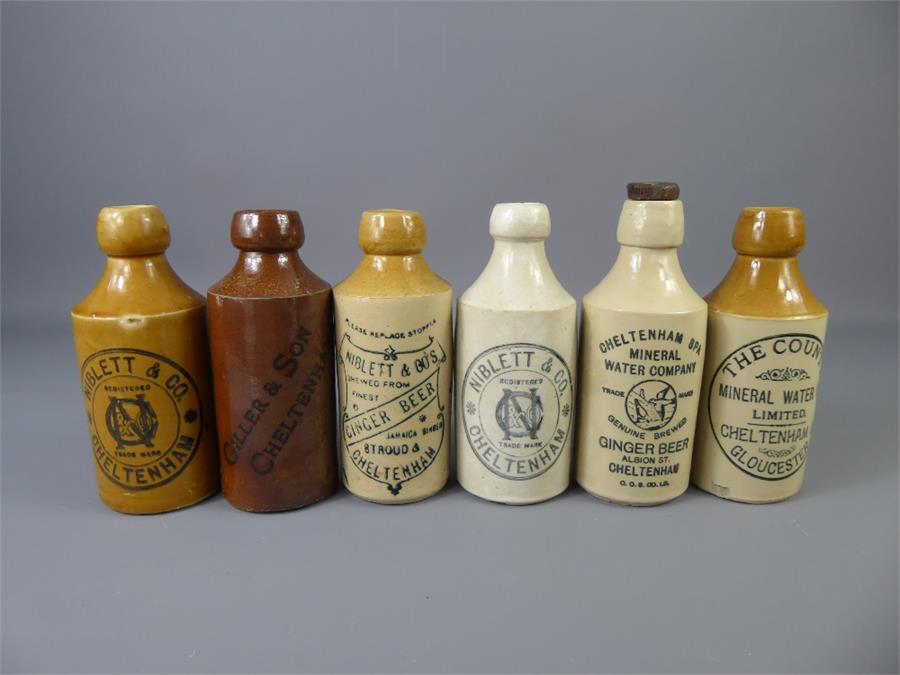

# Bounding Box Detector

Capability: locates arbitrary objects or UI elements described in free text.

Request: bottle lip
[96,205,171,256]
[231,209,304,252]
[358,209,427,255]
[616,199,684,248]
[489,202,551,240]
[732,206,805,257]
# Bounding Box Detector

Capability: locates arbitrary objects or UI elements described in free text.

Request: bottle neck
[707,254,827,318]
[207,250,329,298]
[486,238,551,284]
[460,237,573,310]
[611,245,685,283]
[336,252,449,297]
[73,254,203,317]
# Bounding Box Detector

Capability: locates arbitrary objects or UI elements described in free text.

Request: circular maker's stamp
[708,333,824,481]
[625,379,677,431]
[81,348,204,490]
[462,343,573,480]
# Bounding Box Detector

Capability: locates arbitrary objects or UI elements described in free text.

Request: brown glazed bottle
[72,205,220,514]
[207,210,337,512]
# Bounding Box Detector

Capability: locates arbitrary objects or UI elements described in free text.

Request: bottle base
[691,479,797,504]
[459,481,567,506]
[577,481,685,507]
[345,478,449,505]
[223,485,336,513]
[99,488,218,515]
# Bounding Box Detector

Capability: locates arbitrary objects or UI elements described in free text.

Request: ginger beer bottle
[577,183,707,505]
[208,209,337,512]
[456,203,576,504]
[72,205,219,513]
[692,207,827,503]
[334,210,452,503]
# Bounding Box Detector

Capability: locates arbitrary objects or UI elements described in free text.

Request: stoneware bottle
[334,209,452,504]
[71,205,219,514]
[692,207,827,503]
[456,203,576,504]
[577,183,707,506]
[207,210,337,512]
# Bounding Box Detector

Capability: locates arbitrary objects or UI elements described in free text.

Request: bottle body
[73,306,219,514]
[456,304,576,503]
[577,305,706,504]
[455,204,576,504]
[207,211,337,512]
[334,291,452,503]
[575,186,706,505]
[72,205,220,515]
[690,207,828,503]
[208,288,337,512]
[691,313,827,502]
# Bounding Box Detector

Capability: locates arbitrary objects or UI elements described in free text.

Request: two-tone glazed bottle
[334,210,452,504]
[692,207,827,503]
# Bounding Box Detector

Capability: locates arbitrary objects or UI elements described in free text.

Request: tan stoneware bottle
[456,203,577,504]
[334,209,452,504]
[692,207,827,503]
[71,205,219,514]
[577,183,707,505]
[207,210,337,512]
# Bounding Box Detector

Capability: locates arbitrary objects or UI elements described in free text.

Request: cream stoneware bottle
[576,183,707,506]
[692,206,827,503]
[334,209,452,504]
[456,203,577,504]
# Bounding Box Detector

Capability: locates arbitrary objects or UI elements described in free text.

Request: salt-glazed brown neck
[207,209,336,512]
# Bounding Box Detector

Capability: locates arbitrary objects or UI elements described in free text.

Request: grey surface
[1,2,898,674]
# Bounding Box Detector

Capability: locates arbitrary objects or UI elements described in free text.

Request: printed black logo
[625,379,677,431]
[81,348,204,490]
[496,388,543,440]
[463,343,573,481]
[105,395,159,448]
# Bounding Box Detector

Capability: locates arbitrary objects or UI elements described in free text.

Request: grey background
[1,2,897,673]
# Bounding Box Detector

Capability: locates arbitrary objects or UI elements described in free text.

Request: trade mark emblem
[81,348,203,490]
[463,343,573,481]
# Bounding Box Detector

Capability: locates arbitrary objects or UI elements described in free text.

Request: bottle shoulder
[334,254,451,299]
[72,255,205,318]
[706,256,827,318]
[459,248,574,310]
[583,271,706,314]
[459,278,575,311]
[208,253,330,300]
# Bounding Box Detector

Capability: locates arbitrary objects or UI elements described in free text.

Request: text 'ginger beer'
[334,210,452,504]
[577,183,707,505]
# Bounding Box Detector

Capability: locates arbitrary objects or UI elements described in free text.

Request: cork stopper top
[231,209,305,252]
[617,183,684,248]
[627,182,680,201]
[733,207,805,257]
[358,209,426,255]
[96,205,170,256]
[489,203,551,240]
